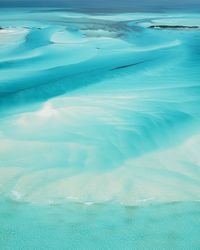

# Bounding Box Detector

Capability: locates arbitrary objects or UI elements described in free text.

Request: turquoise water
[0,199,199,249]
[0,8,200,249]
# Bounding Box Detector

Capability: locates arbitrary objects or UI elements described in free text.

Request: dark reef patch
[111,61,145,71]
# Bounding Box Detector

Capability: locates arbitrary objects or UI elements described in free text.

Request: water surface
[0,8,200,249]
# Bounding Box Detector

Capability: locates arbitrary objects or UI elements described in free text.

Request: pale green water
[0,199,200,250]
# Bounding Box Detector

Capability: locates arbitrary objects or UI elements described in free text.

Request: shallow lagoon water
[0,8,200,249]
[0,199,199,249]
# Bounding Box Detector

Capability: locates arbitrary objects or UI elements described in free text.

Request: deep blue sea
[0,7,200,249]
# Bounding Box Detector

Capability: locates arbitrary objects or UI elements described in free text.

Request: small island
[149,25,199,30]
